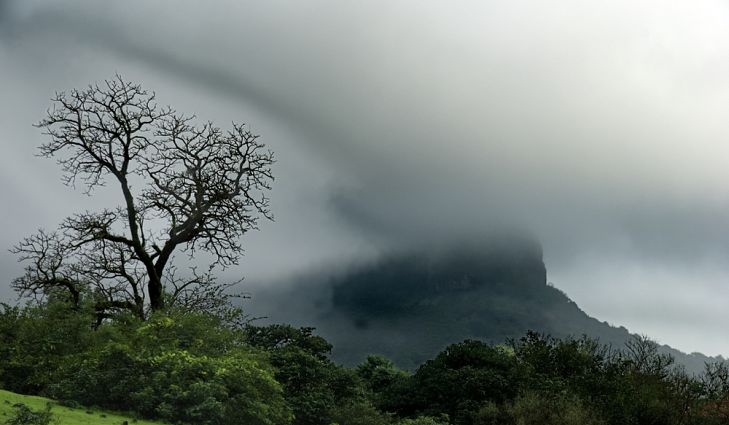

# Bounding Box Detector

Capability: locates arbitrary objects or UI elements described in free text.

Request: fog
[2,0,729,355]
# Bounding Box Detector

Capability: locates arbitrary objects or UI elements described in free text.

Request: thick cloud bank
[2,0,729,355]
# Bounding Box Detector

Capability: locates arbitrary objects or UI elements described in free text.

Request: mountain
[250,238,724,375]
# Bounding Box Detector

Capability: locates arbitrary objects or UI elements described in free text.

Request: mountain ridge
[249,239,724,375]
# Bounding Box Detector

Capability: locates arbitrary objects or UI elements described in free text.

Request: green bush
[398,415,450,425]
[4,403,55,425]
[386,340,518,423]
[328,402,393,425]
[357,356,408,392]
[245,325,361,425]
[0,302,94,394]
[471,402,510,425]
[46,316,292,425]
[505,392,605,425]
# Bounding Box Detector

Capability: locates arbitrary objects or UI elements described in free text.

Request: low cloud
[3,0,729,355]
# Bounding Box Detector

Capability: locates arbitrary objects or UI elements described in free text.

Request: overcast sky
[2,0,729,356]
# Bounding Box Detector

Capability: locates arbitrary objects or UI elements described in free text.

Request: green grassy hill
[0,390,164,425]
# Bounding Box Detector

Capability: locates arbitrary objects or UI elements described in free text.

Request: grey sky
[2,0,729,356]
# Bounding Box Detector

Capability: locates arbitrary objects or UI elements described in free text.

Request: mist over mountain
[248,237,724,375]
[4,0,729,356]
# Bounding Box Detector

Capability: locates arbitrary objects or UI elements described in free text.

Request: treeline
[1,301,729,425]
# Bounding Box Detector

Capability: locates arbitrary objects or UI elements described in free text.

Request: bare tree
[624,334,675,378]
[12,75,274,319]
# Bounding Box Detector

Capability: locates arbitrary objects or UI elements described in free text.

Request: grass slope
[0,389,164,425]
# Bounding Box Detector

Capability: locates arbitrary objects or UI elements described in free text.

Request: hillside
[254,238,724,375]
[0,389,164,425]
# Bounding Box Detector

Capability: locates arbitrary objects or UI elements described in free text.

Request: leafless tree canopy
[12,75,274,319]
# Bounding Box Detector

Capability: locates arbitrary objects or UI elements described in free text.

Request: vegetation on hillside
[3,300,729,425]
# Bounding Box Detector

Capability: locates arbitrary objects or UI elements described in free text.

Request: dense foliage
[0,302,291,425]
[2,301,729,425]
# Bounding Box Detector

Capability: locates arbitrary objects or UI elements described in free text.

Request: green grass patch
[0,389,165,425]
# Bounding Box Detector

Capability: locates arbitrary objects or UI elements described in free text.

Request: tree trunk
[148,274,164,311]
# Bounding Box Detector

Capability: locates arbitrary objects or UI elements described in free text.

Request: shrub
[398,415,450,425]
[471,402,510,425]
[246,325,361,425]
[506,392,605,425]
[4,403,55,425]
[0,301,94,394]
[387,340,518,423]
[45,311,292,425]
[328,402,393,425]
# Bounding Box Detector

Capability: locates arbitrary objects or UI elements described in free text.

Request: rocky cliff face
[253,238,724,374]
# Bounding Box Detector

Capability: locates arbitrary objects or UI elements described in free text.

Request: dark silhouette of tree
[12,75,274,319]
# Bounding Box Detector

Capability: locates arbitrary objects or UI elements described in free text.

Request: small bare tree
[12,75,274,319]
